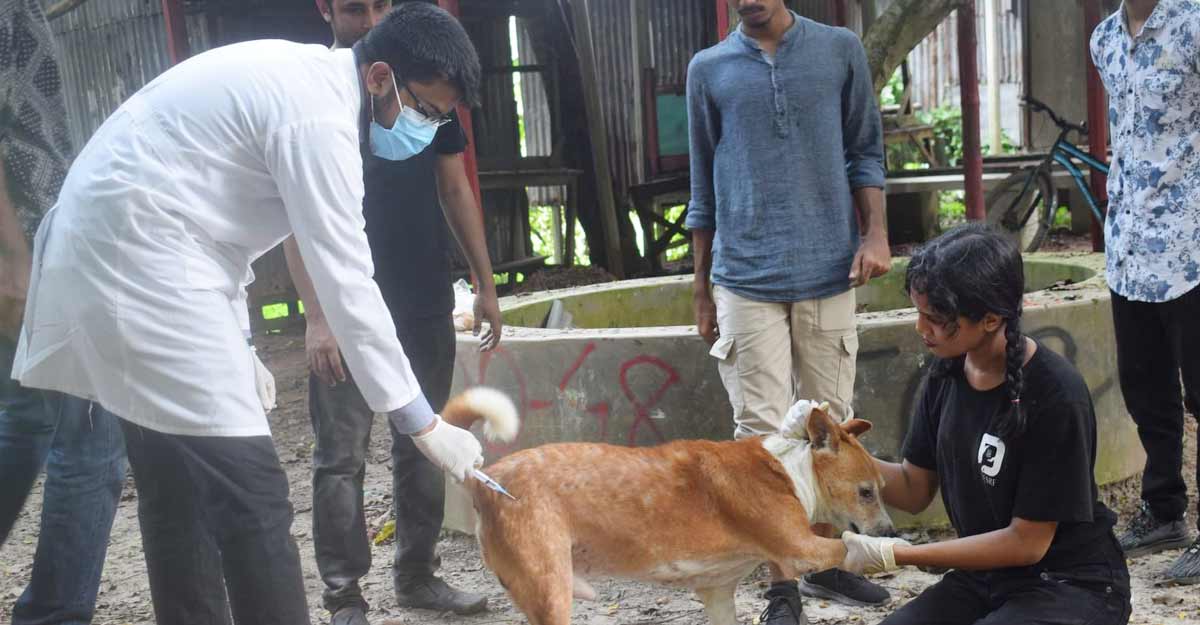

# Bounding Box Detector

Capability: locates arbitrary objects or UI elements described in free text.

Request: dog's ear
[806,407,840,452]
[841,419,873,438]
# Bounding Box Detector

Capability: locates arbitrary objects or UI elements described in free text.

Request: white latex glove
[841,531,910,575]
[410,415,484,483]
[251,347,277,412]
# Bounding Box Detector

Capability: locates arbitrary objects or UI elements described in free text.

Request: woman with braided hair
[837,223,1131,625]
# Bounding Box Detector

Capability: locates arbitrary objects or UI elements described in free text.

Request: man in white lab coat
[12,4,484,623]
[290,2,501,623]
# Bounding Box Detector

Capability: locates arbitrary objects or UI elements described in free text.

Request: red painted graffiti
[462,342,683,450]
[618,355,681,446]
[473,347,526,455]
[587,401,610,440]
[559,342,597,391]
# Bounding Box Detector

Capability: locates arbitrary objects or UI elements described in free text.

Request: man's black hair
[355,2,481,106]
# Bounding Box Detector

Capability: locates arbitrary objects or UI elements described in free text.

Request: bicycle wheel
[985,168,1057,252]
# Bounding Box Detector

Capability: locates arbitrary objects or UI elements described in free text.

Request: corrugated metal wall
[515,17,562,206]
[906,1,1024,113]
[647,0,709,90]
[516,19,553,162]
[790,0,834,25]
[580,0,861,199]
[585,0,714,196]
[464,15,530,262]
[48,0,211,150]
[586,0,638,199]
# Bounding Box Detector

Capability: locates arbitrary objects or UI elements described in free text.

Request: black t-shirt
[902,339,1121,576]
[361,114,467,320]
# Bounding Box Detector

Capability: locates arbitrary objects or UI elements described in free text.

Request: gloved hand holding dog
[411,415,484,483]
[841,531,911,575]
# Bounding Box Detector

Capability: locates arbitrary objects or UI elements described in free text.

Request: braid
[998,319,1027,438]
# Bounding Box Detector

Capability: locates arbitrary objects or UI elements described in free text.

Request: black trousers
[121,420,310,625]
[1111,284,1200,528]
[310,314,456,612]
[879,541,1130,625]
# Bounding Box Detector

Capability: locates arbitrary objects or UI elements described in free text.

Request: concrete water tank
[445,253,1142,529]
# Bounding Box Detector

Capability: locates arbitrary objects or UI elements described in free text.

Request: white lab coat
[14,40,423,437]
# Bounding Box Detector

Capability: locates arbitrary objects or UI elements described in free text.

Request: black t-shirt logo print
[902,343,1123,574]
[977,433,1006,481]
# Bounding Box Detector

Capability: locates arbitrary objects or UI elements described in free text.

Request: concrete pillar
[886,192,940,245]
[985,0,1002,155]
[1024,0,1088,149]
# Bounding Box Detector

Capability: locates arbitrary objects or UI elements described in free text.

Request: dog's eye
[859,487,875,501]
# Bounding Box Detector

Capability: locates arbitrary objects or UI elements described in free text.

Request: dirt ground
[2,327,1198,625]
[509,265,618,295]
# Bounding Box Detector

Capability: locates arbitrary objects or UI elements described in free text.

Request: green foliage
[887,103,1019,171]
[626,204,691,265]
[493,272,524,286]
[926,106,964,166]
[662,205,690,262]
[938,190,967,231]
[261,302,290,320]
[529,205,590,266]
[1053,205,1072,230]
[880,68,907,108]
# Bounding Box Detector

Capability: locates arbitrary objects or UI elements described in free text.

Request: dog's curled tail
[441,386,520,443]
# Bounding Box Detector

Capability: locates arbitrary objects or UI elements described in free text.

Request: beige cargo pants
[709,285,858,440]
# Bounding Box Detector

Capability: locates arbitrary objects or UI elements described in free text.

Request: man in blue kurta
[686,1,891,623]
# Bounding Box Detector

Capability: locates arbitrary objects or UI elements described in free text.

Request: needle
[473,469,517,500]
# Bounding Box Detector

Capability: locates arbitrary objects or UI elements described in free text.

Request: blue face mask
[368,74,438,161]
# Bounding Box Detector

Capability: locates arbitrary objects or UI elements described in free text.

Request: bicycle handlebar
[1022,96,1089,136]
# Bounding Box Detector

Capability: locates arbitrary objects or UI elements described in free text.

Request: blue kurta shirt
[685,13,885,302]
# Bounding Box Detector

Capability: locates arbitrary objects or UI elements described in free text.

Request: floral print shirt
[1090,0,1200,303]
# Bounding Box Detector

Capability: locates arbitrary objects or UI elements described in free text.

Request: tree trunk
[862,0,964,95]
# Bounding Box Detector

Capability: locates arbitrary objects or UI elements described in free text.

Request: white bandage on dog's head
[779,399,832,440]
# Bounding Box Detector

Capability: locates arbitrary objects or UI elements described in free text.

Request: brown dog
[443,389,894,625]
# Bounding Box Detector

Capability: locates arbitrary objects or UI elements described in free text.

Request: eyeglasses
[403,83,455,128]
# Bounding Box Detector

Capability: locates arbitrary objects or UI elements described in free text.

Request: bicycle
[985,96,1109,252]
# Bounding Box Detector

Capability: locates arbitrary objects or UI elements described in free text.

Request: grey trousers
[310,314,456,612]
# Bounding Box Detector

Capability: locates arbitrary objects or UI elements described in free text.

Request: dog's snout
[876,525,899,538]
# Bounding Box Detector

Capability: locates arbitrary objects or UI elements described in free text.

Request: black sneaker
[1164,537,1200,586]
[330,605,370,625]
[395,575,488,615]
[1118,501,1191,558]
[759,581,808,625]
[798,568,890,607]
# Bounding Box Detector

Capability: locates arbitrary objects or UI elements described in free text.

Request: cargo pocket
[710,335,744,426]
[835,333,859,409]
[817,290,857,332]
